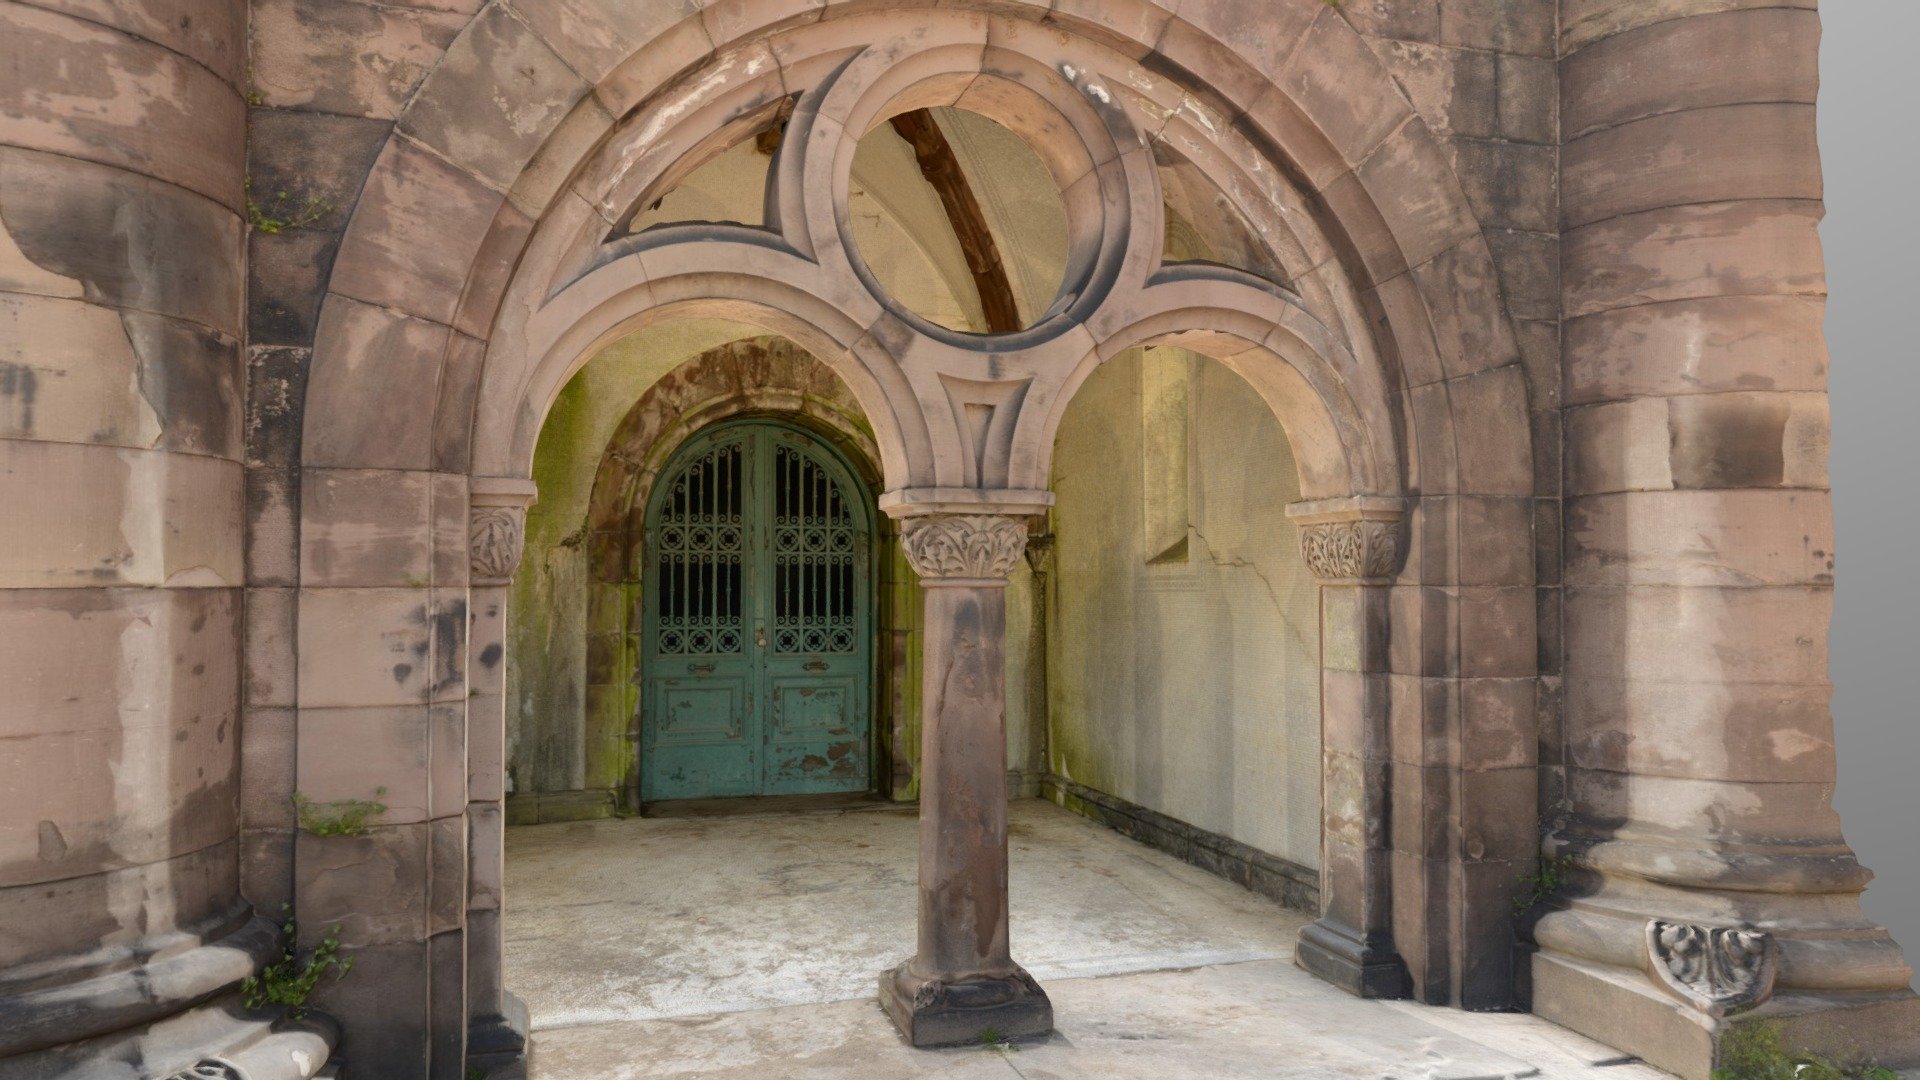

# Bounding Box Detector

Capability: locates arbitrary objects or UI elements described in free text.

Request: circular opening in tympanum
[848,107,1069,335]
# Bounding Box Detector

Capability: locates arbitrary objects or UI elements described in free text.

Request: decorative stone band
[900,514,1029,581]
[1285,496,1407,584]
[1645,920,1778,1019]
[470,476,539,586]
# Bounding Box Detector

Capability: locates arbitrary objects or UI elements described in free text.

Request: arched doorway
[640,418,876,801]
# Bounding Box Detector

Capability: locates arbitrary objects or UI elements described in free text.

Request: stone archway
[290,1,1539,1070]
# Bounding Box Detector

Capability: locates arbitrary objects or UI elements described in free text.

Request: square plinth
[878,963,1054,1048]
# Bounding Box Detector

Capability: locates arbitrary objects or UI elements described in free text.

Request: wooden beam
[888,110,1024,333]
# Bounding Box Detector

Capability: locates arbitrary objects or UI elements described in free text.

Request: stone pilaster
[1286,498,1410,1000]
[877,506,1054,1047]
[464,478,535,1076]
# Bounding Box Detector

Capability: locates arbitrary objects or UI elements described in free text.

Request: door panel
[642,421,872,801]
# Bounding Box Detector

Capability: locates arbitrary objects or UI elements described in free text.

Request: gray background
[1821,3,1919,989]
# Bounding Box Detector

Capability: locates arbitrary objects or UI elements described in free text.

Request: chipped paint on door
[641,420,873,800]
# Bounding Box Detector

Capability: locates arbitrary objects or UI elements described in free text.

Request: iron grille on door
[654,438,746,656]
[772,443,859,654]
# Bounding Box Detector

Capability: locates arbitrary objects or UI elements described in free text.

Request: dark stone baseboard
[1296,918,1410,999]
[503,788,619,825]
[1039,775,1320,915]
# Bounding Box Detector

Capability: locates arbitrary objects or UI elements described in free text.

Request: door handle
[755,626,767,648]
[803,660,828,672]
[688,662,716,675]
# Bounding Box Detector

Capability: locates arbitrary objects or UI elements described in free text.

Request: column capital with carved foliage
[469,476,539,586]
[1286,496,1407,585]
[879,488,1049,585]
[897,514,1032,583]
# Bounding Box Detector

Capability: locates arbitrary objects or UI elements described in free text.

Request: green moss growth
[293,788,387,836]
[245,177,332,234]
[1713,1020,1899,1080]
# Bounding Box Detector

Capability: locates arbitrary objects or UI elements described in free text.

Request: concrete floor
[505,799,1671,1079]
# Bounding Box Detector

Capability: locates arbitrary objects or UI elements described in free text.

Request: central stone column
[878,510,1054,1047]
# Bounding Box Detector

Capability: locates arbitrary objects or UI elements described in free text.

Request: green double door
[641,420,873,801]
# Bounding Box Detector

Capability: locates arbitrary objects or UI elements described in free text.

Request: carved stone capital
[900,514,1029,581]
[1645,920,1778,1019]
[468,507,526,585]
[1286,497,1406,584]
[469,477,537,586]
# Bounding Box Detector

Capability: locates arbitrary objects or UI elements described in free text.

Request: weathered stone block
[1564,200,1826,321]
[0,440,243,588]
[1366,40,1495,140]
[296,587,432,708]
[240,703,298,832]
[1273,8,1416,172]
[1566,489,1833,588]
[1563,103,1821,230]
[1564,294,1829,405]
[301,468,434,587]
[246,467,301,587]
[1562,8,1818,139]
[1449,139,1557,233]
[0,4,245,209]
[1413,238,1523,380]
[1564,583,1830,688]
[1357,119,1480,270]
[304,295,450,470]
[245,587,298,708]
[398,3,591,191]
[0,146,243,335]
[0,295,242,458]
[297,824,432,946]
[1438,0,1555,58]
[1457,585,1536,678]
[297,705,433,823]
[328,137,507,325]
[250,0,465,120]
[246,344,310,469]
[1448,366,1533,496]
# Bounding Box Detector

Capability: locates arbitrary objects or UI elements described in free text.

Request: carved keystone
[1645,919,1779,1018]
[1285,497,1407,584]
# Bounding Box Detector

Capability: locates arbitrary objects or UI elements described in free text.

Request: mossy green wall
[507,320,760,813]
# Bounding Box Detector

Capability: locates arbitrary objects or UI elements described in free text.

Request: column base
[878,963,1053,1048]
[467,991,531,1078]
[1296,919,1409,999]
[1532,951,1920,1080]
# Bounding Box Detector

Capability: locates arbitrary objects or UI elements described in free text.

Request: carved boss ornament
[900,515,1029,580]
[469,507,526,584]
[1645,919,1779,1018]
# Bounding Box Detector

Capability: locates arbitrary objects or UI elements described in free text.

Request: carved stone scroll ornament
[469,507,526,584]
[1299,519,1402,582]
[1645,920,1779,1018]
[900,515,1028,580]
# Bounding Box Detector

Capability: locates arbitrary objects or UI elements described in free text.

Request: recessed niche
[848,107,1069,334]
